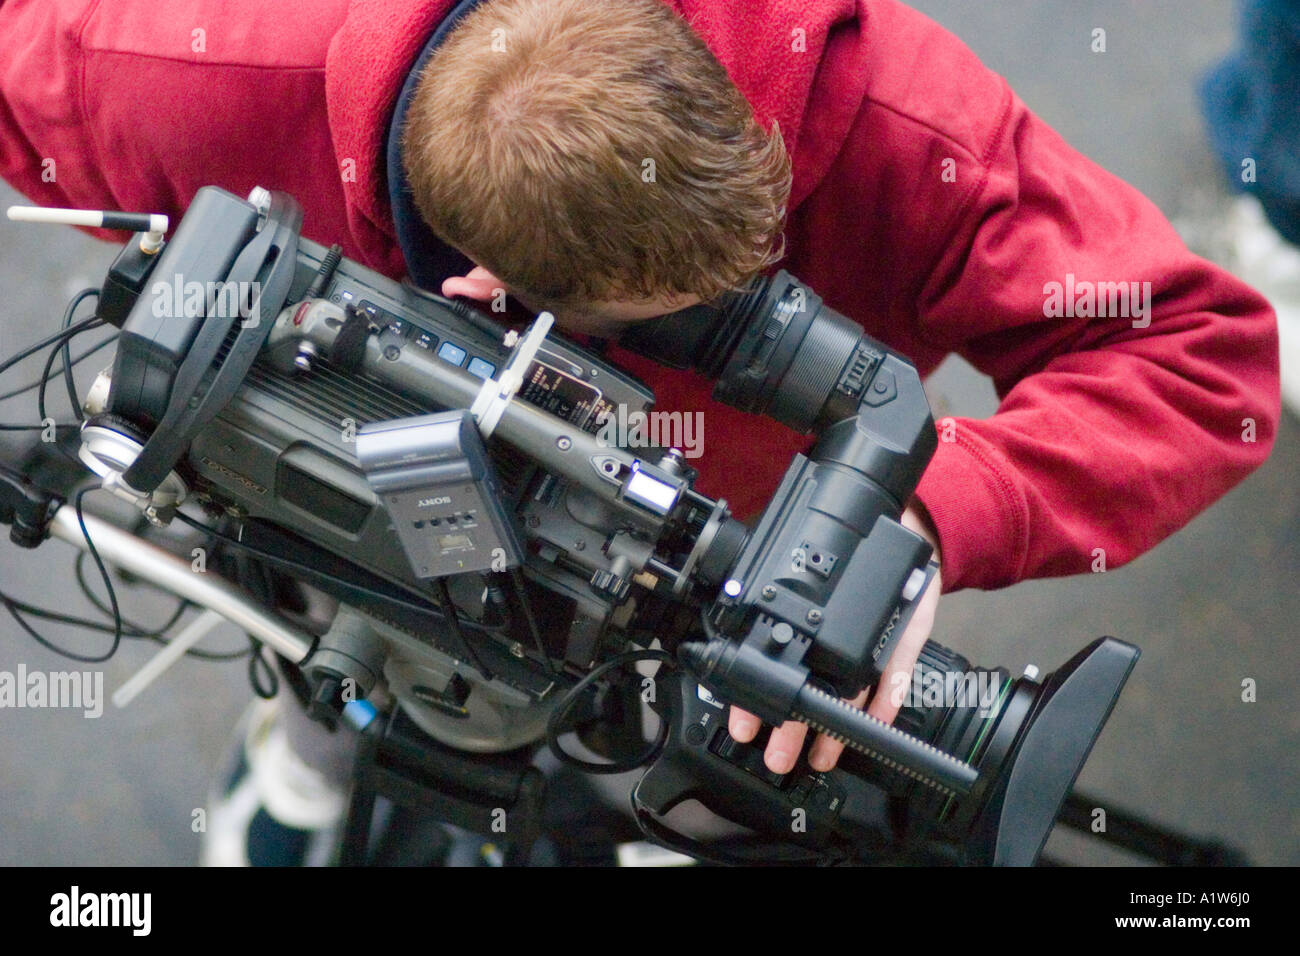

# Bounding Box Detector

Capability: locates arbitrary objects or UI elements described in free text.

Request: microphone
[6,204,169,253]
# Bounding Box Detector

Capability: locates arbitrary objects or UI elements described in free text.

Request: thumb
[441,265,506,303]
[865,563,941,725]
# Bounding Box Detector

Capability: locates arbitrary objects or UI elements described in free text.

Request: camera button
[437,341,468,366]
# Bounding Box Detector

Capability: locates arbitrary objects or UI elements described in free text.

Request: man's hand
[726,501,942,774]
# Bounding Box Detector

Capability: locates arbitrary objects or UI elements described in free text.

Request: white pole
[6,206,168,245]
[112,608,228,709]
[6,205,105,228]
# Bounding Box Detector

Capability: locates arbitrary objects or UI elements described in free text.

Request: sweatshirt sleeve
[909,85,1280,592]
[0,0,128,242]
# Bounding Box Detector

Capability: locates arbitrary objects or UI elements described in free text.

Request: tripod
[336,702,1250,867]
[1043,792,1248,866]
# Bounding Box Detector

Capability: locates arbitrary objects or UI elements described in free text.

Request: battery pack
[356,410,524,579]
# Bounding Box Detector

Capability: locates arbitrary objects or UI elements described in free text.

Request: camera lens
[892,643,1016,837]
[841,636,1139,864]
[831,638,1023,856]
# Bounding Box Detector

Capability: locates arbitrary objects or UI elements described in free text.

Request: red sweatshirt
[0,0,1279,592]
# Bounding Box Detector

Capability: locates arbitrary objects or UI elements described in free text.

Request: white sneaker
[1180,194,1300,418]
[1280,303,1300,419]
[201,698,347,867]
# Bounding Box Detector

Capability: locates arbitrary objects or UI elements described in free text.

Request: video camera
[3,186,1141,865]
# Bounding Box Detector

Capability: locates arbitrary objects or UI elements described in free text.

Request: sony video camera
[49,185,1138,864]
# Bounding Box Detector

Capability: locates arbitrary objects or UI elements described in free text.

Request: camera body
[96,196,681,750]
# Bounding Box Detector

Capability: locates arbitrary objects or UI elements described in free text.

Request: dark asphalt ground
[0,0,1295,865]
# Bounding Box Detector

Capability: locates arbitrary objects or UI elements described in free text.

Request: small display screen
[436,533,473,553]
[626,468,679,514]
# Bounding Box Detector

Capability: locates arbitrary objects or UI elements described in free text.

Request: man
[1199,0,1300,417]
[0,0,1278,792]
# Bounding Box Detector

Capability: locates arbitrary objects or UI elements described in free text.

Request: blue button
[437,341,467,366]
[343,700,377,730]
[467,357,497,379]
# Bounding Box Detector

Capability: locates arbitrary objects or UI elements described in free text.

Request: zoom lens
[841,636,1139,864]
[842,641,1010,828]
[889,642,1017,844]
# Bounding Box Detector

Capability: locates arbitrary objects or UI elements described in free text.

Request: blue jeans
[1201,0,1300,245]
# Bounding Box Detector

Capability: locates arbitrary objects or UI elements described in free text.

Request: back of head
[403,0,792,310]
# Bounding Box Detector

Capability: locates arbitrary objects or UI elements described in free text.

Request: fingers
[727,707,809,775]
[813,563,944,769]
[725,563,943,775]
[763,720,809,775]
[440,265,504,302]
[728,706,761,743]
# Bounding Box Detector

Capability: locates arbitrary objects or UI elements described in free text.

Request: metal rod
[112,608,227,708]
[48,506,314,663]
[1056,790,1249,865]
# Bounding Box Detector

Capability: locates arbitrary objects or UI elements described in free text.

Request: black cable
[0,588,246,661]
[0,592,158,635]
[435,577,494,681]
[1,487,123,663]
[39,317,103,425]
[545,648,674,774]
[73,551,187,637]
[73,486,122,660]
[2,315,107,438]
[60,288,99,421]
[37,337,65,427]
[247,638,279,698]
[0,314,103,379]
[0,596,103,661]
[0,332,116,402]
[174,634,253,663]
[71,551,248,660]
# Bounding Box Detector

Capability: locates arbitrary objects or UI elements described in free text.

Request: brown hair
[402,0,791,309]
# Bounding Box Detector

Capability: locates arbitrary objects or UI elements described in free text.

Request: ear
[441,265,507,303]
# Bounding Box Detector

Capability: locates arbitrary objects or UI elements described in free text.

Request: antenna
[6,205,169,253]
